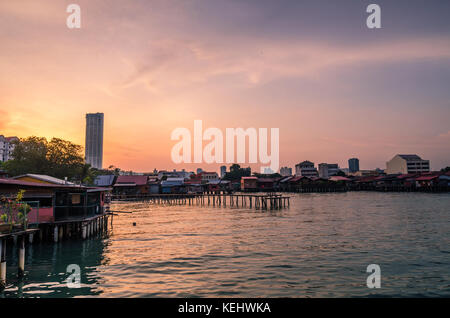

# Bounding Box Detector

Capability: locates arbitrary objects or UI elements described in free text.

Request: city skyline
[1,1,450,172]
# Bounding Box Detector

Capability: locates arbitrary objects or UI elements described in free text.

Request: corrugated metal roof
[94,175,116,186]
[398,154,423,161]
[329,176,351,181]
[279,176,293,183]
[415,175,439,181]
[257,178,276,182]
[115,175,148,186]
[13,174,74,185]
[0,178,82,189]
[289,176,309,182]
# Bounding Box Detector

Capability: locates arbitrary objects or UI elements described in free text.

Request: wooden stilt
[0,239,6,289]
[18,235,25,277]
[54,225,59,243]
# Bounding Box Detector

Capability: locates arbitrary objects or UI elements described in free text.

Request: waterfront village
[0,116,449,288]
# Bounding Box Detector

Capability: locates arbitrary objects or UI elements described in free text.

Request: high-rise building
[0,135,19,162]
[386,154,430,174]
[348,158,360,173]
[279,167,292,177]
[295,161,318,177]
[220,165,227,178]
[318,163,339,178]
[85,113,104,169]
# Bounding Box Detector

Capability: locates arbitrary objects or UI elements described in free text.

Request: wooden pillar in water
[54,225,59,243]
[59,226,64,241]
[18,235,25,277]
[0,239,6,289]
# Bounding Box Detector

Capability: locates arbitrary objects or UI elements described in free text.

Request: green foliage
[0,190,32,230]
[4,136,48,176]
[3,136,85,180]
[335,170,347,177]
[223,164,251,181]
[441,167,450,172]
[252,173,282,178]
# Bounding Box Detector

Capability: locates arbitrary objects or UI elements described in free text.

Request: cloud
[120,37,450,94]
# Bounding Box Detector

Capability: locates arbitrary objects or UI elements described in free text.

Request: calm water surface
[2,192,450,297]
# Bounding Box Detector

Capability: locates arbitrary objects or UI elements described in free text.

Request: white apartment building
[158,169,193,180]
[0,135,19,162]
[318,163,339,178]
[295,161,319,177]
[386,154,430,174]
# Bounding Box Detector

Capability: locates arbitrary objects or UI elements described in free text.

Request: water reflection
[2,192,450,297]
[1,236,109,297]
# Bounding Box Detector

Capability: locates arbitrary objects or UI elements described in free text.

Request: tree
[4,136,85,180]
[335,170,347,177]
[3,137,48,176]
[223,164,251,181]
[46,138,84,179]
[253,172,281,178]
[441,167,450,173]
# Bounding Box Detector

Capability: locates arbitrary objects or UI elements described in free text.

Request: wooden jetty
[0,178,114,290]
[111,193,291,210]
[0,213,112,290]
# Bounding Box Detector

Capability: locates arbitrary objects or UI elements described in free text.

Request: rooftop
[115,175,148,186]
[398,154,424,161]
[13,174,74,185]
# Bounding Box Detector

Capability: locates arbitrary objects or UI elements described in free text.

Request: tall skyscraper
[85,113,104,169]
[348,158,360,173]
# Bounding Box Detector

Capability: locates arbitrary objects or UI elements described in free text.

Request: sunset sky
[1,0,449,172]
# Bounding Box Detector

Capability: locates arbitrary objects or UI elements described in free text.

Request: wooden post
[0,239,6,289]
[59,226,64,241]
[54,225,59,243]
[18,235,25,277]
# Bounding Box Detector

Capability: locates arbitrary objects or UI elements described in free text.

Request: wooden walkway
[0,213,112,290]
[111,193,290,210]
